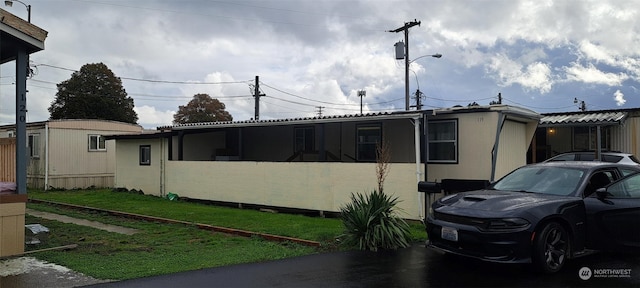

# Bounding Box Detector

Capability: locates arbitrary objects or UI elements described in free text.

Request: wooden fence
[0,138,16,182]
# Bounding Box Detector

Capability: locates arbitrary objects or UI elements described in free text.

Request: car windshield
[491,166,585,196]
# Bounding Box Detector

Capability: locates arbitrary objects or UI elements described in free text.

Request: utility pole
[254,76,265,120]
[574,97,586,112]
[388,19,421,111]
[357,90,366,114]
[414,89,423,110]
[316,106,325,117]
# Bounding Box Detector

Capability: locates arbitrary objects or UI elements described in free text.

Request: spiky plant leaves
[339,190,411,251]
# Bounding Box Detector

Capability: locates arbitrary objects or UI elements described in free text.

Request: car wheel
[532,222,569,273]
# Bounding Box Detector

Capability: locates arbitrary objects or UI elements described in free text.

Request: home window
[88,135,106,151]
[294,127,315,152]
[28,133,40,158]
[428,120,458,163]
[357,124,381,161]
[573,126,610,151]
[140,145,151,165]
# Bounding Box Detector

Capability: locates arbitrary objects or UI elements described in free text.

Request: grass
[24,188,427,280]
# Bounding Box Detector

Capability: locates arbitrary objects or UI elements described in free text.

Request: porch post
[15,50,28,194]
[595,126,602,160]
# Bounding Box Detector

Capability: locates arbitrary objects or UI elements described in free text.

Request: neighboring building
[0,119,143,190]
[107,105,540,220]
[530,108,640,163]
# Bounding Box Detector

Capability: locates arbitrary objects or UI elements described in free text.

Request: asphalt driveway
[85,243,640,288]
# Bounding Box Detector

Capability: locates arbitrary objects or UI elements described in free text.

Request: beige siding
[495,120,527,180]
[114,139,163,194]
[610,117,640,156]
[427,112,498,181]
[115,138,427,219]
[164,161,423,219]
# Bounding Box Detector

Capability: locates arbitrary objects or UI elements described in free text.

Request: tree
[48,63,138,124]
[173,93,233,124]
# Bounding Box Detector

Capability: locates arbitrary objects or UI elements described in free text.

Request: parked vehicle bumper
[426,217,533,264]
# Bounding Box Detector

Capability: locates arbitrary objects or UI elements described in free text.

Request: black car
[425,161,640,273]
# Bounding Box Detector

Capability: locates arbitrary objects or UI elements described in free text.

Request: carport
[0,7,47,257]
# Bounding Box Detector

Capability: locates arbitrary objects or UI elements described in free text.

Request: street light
[4,0,31,23]
[407,54,442,110]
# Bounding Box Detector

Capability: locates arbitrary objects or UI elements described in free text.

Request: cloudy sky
[1,0,639,129]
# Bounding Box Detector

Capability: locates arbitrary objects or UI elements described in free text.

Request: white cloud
[564,63,629,86]
[487,55,553,93]
[613,89,626,106]
[134,106,174,129]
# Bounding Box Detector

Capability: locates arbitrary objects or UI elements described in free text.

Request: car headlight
[483,218,530,232]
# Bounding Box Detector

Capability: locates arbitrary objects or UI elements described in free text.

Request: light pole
[408,54,442,110]
[4,0,30,23]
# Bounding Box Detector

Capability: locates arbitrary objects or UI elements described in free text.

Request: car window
[492,166,583,196]
[602,155,623,163]
[621,168,639,177]
[584,171,615,196]
[580,154,596,161]
[548,154,576,161]
[607,173,640,198]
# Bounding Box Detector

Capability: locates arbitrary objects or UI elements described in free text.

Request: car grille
[434,212,487,227]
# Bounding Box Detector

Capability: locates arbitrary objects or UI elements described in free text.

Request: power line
[35,63,251,85]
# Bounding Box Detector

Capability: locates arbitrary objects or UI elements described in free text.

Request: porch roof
[0,8,48,64]
[159,111,425,131]
[538,111,627,127]
[158,104,540,131]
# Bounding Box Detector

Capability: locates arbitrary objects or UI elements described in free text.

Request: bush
[339,190,411,251]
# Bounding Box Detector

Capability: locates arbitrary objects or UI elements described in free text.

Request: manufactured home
[108,105,540,221]
[0,119,143,189]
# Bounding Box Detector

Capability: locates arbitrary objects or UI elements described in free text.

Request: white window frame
[140,145,151,165]
[428,119,458,163]
[88,134,106,151]
[28,133,40,158]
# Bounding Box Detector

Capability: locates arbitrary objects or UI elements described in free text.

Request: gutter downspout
[412,116,423,220]
[490,112,506,182]
[44,122,49,190]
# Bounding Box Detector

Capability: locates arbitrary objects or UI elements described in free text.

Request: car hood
[437,190,573,212]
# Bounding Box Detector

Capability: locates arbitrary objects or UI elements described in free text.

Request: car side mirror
[595,187,612,199]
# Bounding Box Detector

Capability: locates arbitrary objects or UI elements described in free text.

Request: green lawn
[25,189,427,280]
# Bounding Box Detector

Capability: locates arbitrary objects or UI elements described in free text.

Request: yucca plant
[339,190,412,251]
